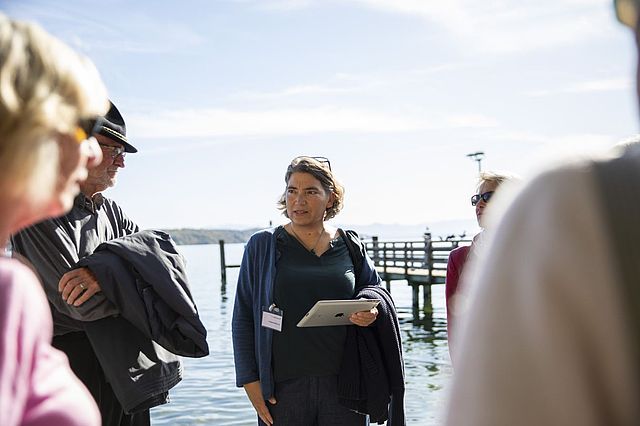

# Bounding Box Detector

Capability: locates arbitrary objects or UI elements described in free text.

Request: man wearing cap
[11,101,149,426]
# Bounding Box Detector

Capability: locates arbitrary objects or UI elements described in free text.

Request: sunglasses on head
[73,118,99,144]
[291,156,332,171]
[615,0,640,29]
[471,191,494,206]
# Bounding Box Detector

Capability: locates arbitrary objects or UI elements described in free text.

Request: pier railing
[366,234,471,284]
[365,232,472,317]
[219,232,473,319]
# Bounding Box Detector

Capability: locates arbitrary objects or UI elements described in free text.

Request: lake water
[152,243,453,425]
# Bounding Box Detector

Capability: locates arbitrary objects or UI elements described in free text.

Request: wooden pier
[365,231,471,320]
[219,231,471,321]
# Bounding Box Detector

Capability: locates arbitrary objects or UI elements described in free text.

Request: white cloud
[230,64,468,102]
[565,78,633,93]
[230,83,365,101]
[245,0,613,54]
[525,77,633,96]
[351,0,611,53]
[494,130,618,169]
[444,114,500,128]
[129,107,422,138]
[494,130,615,147]
[406,62,472,76]
[534,133,621,168]
[128,106,499,139]
[231,0,319,11]
[7,3,205,55]
[229,73,388,101]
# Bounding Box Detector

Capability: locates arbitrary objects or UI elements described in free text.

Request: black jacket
[337,285,406,425]
[77,230,209,413]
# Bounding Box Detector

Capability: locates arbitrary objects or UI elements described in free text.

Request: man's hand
[349,307,378,327]
[59,267,101,307]
[243,380,276,425]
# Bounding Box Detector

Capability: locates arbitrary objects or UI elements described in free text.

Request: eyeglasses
[615,0,640,29]
[471,191,494,206]
[98,143,126,159]
[291,156,331,171]
[73,118,99,144]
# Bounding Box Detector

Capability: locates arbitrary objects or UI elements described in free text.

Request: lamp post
[466,151,485,173]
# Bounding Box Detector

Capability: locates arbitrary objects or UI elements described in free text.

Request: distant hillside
[163,219,478,246]
[163,228,259,245]
[339,219,479,241]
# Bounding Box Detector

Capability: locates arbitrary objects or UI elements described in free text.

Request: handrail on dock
[218,231,472,319]
[365,231,472,317]
[366,232,471,283]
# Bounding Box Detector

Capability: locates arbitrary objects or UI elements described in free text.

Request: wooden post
[219,239,227,288]
[383,242,389,275]
[404,242,409,276]
[423,230,433,314]
[424,229,433,283]
[423,281,433,315]
[411,282,420,320]
[372,236,379,266]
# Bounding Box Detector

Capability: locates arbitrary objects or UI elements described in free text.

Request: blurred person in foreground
[444,2,640,425]
[232,156,405,426]
[445,171,514,365]
[11,99,209,426]
[0,13,107,426]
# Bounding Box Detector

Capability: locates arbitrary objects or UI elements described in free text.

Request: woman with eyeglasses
[0,14,108,426]
[232,156,398,426]
[445,171,513,364]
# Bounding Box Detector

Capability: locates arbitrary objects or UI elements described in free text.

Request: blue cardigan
[231,227,381,399]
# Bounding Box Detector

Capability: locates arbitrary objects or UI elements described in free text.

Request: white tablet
[296,299,380,328]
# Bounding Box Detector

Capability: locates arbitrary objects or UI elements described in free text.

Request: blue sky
[5,0,639,232]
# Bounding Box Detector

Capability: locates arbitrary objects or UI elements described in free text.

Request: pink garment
[0,258,100,426]
[445,244,471,339]
[445,233,483,365]
[445,244,471,365]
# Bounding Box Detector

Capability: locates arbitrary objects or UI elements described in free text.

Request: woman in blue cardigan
[232,156,381,426]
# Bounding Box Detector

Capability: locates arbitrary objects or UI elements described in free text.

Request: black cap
[95,101,137,153]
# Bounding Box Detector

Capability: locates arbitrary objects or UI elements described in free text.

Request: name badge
[262,304,283,332]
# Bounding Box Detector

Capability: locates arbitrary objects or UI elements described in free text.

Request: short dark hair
[277,156,345,220]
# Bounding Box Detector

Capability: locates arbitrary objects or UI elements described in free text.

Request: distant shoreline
[162,228,260,245]
[163,221,477,246]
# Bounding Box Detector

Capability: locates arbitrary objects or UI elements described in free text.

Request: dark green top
[272,228,355,382]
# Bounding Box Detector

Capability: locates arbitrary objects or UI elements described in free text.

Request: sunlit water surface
[152,244,452,425]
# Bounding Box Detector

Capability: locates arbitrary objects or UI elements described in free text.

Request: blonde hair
[0,14,108,202]
[277,156,345,220]
[614,134,640,152]
[476,170,516,191]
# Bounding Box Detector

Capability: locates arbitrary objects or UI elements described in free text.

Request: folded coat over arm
[76,230,209,413]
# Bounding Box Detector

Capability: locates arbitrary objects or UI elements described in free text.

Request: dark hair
[277,156,345,220]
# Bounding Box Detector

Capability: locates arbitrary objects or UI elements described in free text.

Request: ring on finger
[79,283,86,290]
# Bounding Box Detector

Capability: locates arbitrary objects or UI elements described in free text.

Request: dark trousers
[259,375,368,426]
[53,331,150,426]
